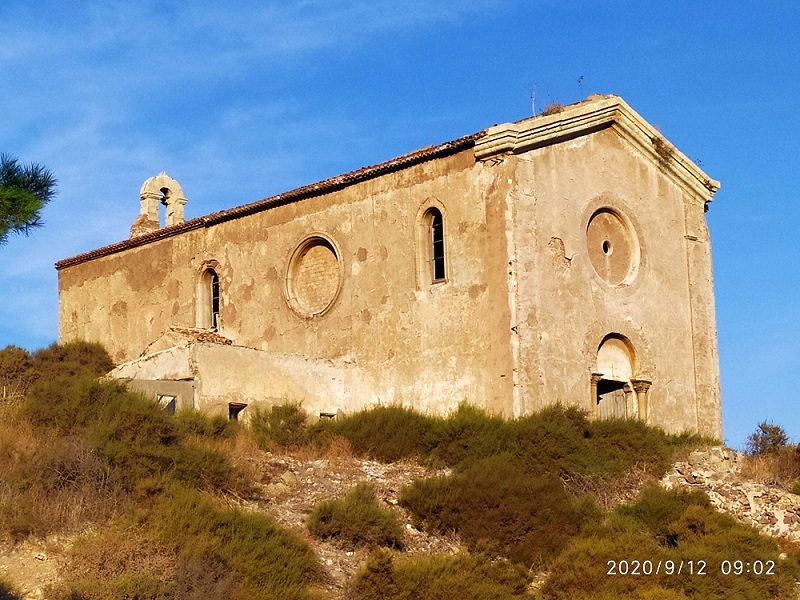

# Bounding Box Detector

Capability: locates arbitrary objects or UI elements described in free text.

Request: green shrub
[176,409,238,440]
[251,403,313,451]
[0,345,33,398]
[425,403,509,469]
[746,421,789,456]
[542,486,800,600]
[583,417,693,476]
[506,405,597,476]
[24,378,242,494]
[350,550,531,600]
[149,486,323,600]
[326,403,703,483]
[307,483,403,549]
[24,376,130,432]
[325,405,435,462]
[401,454,599,568]
[31,340,113,380]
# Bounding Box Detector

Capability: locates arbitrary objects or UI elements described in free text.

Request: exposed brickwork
[293,242,339,314]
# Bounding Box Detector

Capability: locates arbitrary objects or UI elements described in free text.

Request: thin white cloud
[2,0,511,348]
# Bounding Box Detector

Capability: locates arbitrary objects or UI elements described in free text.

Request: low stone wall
[662,446,800,542]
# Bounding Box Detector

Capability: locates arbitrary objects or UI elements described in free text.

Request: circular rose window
[586,208,640,286]
[286,235,342,317]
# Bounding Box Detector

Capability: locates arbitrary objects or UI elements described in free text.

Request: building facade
[56,95,722,436]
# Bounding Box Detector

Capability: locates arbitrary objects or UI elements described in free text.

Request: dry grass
[0,403,122,541]
[540,101,563,116]
[652,135,674,163]
[741,447,800,488]
[560,466,656,510]
[52,526,177,597]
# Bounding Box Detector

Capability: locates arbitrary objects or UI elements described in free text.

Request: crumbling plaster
[58,95,721,437]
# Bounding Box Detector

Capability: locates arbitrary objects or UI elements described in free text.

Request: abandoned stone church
[56,94,722,437]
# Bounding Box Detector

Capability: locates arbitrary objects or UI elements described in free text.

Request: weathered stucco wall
[58,95,722,436]
[60,147,517,416]
[508,126,715,434]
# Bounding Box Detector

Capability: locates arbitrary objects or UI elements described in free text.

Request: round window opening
[586,208,640,286]
[286,235,342,317]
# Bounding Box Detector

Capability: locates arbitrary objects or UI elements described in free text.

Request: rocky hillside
[664,446,800,543]
[3,445,800,600]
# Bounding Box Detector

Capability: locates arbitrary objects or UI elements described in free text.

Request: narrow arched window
[429,208,445,282]
[198,267,220,330]
[210,270,220,330]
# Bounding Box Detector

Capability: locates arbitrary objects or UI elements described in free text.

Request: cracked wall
[57,96,721,436]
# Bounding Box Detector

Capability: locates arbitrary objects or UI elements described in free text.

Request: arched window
[414,200,448,289]
[429,208,445,282]
[198,267,220,330]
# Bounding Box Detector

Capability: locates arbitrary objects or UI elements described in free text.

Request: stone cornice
[56,95,719,271]
[475,95,720,203]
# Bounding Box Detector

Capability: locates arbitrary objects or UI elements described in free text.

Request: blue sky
[1,1,797,449]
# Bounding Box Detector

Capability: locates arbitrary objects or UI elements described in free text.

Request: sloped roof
[56,94,718,270]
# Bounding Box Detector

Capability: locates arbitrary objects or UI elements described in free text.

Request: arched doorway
[593,336,634,419]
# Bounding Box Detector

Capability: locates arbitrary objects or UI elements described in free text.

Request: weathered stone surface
[662,447,800,542]
[57,94,721,437]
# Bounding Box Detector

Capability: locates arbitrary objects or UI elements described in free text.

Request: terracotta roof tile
[56,132,481,270]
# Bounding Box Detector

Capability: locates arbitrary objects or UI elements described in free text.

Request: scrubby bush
[307,483,404,549]
[741,422,800,490]
[176,409,238,440]
[401,454,600,568]
[251,403,313,451]
[325,403,707,483]
[325,405,435,462]
[23,377,243,495]
[149,486,323,600]
[51,526,177,600]
[425,403,509,468]
[742,446,800,489]
[542,486,800,600]
[350,550,531,600]
[0,345,33,398]
[746,421,789,456]
[1,341,252,543]
[59,488,322,599]
[30,340,114,380]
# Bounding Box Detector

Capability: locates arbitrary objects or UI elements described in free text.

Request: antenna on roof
[531,84,537,115]
[577,75,584,97]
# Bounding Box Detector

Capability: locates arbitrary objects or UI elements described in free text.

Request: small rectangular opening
[228,402,248,421]
[158,395,177,415]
